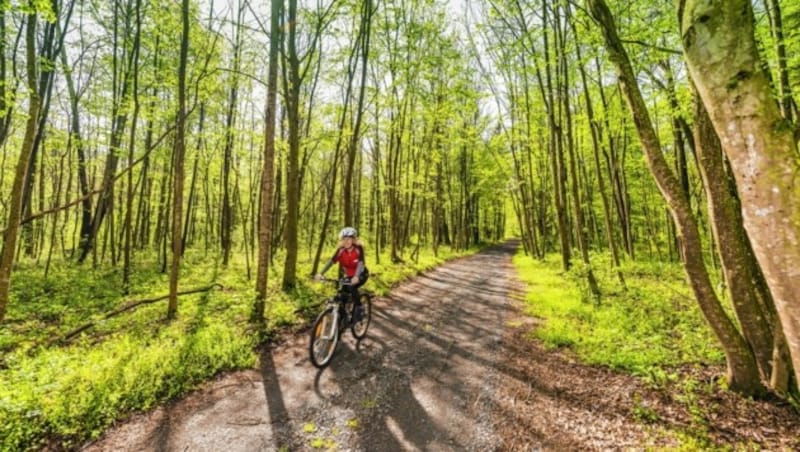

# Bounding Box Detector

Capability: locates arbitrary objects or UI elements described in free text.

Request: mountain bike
[309,276,373,368]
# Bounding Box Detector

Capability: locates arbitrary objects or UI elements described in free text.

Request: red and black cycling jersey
[329,245,365,278]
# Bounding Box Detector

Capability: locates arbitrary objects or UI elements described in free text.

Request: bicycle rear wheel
[309,307,339,368]
[351,294,372,339]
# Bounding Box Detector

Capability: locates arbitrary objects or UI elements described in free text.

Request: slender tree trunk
[59,35,93,255]
[0,8,40,321]
[168,0,189,319]
[281,0,301,290]
[765,0,796,123]
[254,0,282,320]
[561,4,599,297]
[679,0,800,389]
[79,0,135,263]
[0,6,12,148]
[542,4,571,271]
[123,0,142,291]
[589,0,764,395]
[573,19,625,287]
[45,152,66,278]
[22,8,65,259]
[221,1,245,267]
[312,2,369,273]
[343,0,373,227]
[595,63,634,258]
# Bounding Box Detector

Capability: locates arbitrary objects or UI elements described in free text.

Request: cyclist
[316,227,369,323]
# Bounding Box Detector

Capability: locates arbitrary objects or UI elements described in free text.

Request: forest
[1,0,799,449]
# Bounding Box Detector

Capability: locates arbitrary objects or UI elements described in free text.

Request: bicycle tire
[351,294,372,339]
[309,307,339,368]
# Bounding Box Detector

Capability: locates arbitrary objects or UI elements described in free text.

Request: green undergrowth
[0,243,480,450]
[513,251,724,378]
[512,251,800,448]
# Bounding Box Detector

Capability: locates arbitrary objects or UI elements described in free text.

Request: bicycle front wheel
[309,307,339,368]
[351,294,372,339]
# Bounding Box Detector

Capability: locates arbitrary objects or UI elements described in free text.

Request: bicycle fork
[320,305,341,341]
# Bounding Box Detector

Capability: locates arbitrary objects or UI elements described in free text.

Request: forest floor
[82,242,800,451]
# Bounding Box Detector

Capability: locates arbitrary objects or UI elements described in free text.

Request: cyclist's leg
[351,275,367,322]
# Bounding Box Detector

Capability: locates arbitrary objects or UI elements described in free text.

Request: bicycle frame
[309,276,371,368]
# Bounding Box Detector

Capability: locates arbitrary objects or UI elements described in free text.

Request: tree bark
[254,0,282,321]
[281,0,301,290]
[693,86,781,386]
[679,0,800,389]
[168,0,190,319]
[588,0,763,395]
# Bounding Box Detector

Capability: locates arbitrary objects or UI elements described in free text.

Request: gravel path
[82,241,800,451]
[84,242,518,451]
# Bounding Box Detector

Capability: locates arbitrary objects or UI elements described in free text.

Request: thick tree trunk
[679,0,800,389]
[588,0,764,395]
[693,88,779,385]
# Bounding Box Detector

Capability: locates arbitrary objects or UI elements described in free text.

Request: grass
[512,251,725,378]
[0,243,479,451]
[513,251,738,447]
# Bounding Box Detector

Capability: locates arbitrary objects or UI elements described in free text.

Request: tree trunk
[0,6,13,148]
[679,0,800,389]
[765,0,796,123]
[0,8,40,321]
[562,3,600,297]
[78,0,135,263]
[281,0,301,290]
[59,32,93,256]
[573,19,625,287]
[251,0,283,323]
[183,104,204,252]
[221,1,245,267]
[693,86,781,386]
[168,0,190,319]
[343,0,373,227]
[123,0,142,291]
[588,0,764,395]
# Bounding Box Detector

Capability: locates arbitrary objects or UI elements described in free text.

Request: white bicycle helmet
[339,226,357,239]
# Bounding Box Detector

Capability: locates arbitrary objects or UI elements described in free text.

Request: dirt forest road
[85,242,519,451]
[82,241,800,451]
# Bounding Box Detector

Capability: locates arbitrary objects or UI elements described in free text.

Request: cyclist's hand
[314,274,324,281]
[351,276,359,285]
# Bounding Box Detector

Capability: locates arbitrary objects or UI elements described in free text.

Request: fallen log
[50,283,224,346]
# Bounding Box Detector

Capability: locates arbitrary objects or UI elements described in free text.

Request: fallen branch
[50,283,223,346]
